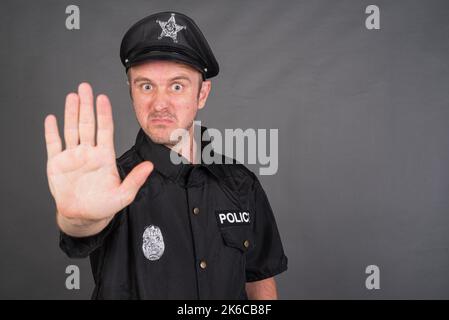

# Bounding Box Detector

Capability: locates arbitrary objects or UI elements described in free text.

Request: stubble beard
[146,119,194,147]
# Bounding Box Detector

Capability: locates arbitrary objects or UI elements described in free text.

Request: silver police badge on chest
[142,225,165,261]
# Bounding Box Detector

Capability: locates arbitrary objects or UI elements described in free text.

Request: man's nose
[152,90,170,111]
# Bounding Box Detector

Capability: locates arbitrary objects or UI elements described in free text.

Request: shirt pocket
[220,227,255,254]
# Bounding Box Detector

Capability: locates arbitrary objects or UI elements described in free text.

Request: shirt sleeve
[59,210,123,259]
[245,176,288,282]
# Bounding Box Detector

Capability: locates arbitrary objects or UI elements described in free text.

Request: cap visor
[128,51,204,75]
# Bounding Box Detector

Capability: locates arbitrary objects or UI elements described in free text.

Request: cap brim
[127,51,206,76]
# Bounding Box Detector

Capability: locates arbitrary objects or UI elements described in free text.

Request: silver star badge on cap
[156,13,186,43]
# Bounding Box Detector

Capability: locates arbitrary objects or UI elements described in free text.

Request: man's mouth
[150,117,175,124]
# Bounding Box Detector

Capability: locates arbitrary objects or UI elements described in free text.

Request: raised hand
[45,83,153,231]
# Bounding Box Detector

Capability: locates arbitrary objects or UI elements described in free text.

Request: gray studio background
[0,0,448,299]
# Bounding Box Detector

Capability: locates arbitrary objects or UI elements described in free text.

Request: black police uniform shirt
[60,127,288,299]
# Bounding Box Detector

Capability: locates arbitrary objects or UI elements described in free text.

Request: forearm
[56,212,113,237]
[245,277,278,300]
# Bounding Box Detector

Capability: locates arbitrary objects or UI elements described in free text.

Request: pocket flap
[220,229,254,253]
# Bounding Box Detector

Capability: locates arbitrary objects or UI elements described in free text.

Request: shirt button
[199,260,207,269]
[193,207,200,215]
[243,240,250,248]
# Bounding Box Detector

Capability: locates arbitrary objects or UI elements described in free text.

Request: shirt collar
[134,126,216,181]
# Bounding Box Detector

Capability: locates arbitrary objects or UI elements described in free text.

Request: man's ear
[127,70,133,101]
[198,80,211,110]
[128,85,133,101]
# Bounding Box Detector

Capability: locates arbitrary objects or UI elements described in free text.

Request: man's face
[128,60,211,146]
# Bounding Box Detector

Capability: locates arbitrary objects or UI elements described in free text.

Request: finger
[78,82,96,146]
[44,114,62,159]
[64,93,80,149]
[118,161,154,207]
[96,94,114,150]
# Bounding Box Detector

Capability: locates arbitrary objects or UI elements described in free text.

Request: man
[44,11,287,299]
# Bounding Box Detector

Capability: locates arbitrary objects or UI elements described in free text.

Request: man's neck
[164,125,198,164]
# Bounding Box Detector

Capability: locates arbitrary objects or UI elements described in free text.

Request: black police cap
[120,12,219,79]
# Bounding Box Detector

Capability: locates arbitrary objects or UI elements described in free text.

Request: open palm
[45,83,153,222]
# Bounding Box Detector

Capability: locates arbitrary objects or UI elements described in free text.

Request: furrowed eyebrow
[170,76,192,83]
[132,75,193,84]
[133,76,152,84]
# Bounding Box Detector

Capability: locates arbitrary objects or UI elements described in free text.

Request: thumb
[118,161,154,207]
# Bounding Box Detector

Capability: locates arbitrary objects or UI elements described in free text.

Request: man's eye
[171,83,183,91]
[141,83,152,91]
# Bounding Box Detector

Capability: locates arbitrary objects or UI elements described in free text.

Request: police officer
[44,11,287,299]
